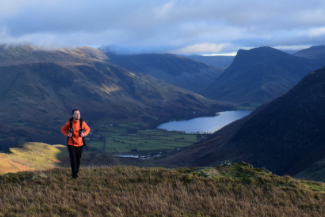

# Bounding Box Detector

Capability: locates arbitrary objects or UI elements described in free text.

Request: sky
[0,0,324,55]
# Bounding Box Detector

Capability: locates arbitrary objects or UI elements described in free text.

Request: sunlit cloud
[202,52,237,56]
[308,27,325,37]
[171,43,228,54]
[273,45,311,50]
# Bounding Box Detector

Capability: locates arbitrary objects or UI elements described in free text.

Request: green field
[7,121,203,155]
[86,123,199,154]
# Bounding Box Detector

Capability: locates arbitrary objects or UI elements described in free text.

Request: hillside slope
[101,51,224,93]
[0,161,324,216]
[202,46,322,104]
[162,65,325,177]
[0,61,224,124]
[295,158,325,182]
[0,45,231,149]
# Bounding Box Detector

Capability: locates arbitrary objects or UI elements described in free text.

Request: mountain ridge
[202,46,323,104]
[294,45,325,60]
[100,50,224,93]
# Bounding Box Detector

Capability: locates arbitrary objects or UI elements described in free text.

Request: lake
[114,154,139,158]
[157,110,252,133]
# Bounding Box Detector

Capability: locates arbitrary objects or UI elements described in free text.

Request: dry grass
[0,163,325,216]
[0,143,63,174]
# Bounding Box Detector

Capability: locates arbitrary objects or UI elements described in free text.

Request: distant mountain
[0,45,232,149]
[202,46,323,104]
[100,51,224,93]
[185,55,234,68]
[279,49,300,54]
[294,45,325,64]
[161,65,325,177]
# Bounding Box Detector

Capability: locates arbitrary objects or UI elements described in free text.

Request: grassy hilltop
[0,162,325,216]
[1,143,325,216]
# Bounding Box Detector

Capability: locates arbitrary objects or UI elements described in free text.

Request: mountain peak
[67,46,109,60]
[235,46,290,60]
[0,45,109,66]
[203,46,323,104]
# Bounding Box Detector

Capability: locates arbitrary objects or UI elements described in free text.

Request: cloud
[273,45,310,50]
[0,0,324,54]
[171,43,227,54]
[0,0,40,18]
[308,27,325,37]
[155,1,174,19]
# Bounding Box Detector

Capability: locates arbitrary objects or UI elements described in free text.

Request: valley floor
[86,122,201,154]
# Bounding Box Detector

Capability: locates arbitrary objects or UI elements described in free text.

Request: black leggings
[67,145,83,178]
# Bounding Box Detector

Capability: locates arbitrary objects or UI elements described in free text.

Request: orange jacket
[61,119,90,147]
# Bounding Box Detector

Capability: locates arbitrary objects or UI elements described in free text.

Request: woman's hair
[72,109,79,115]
